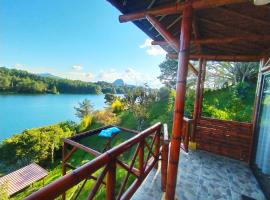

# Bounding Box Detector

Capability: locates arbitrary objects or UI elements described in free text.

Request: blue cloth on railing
[98,127,120,138]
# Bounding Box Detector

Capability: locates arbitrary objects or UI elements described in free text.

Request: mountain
[113,79,125,87]
[38,73,61,79]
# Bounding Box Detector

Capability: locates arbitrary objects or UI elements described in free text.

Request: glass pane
[253,73,270,199]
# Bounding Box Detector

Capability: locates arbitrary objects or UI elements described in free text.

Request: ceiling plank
[119,0,248,23]
[167,53,262,61]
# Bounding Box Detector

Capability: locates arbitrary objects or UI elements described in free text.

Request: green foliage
[0,122,74,173]
[74,99,94,119]
[104,93,117,104]
[93,109,119,126]
[0,67,133,94]
[123,85,157,130]
[201,83,256,122]
[0,181,9,200]
[77,115,93,132]
[158,59,178,89]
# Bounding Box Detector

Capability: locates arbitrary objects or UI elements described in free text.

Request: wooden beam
[166,5,193,200]
[192,13,202,53]
[167,53,262,61]
[191,59,203,142]
[119,0,248,23]
[199,18,256,35]
[146,14,179,52]
[218,7,270,27]
[188,62,199,76]
[146,14,198,75]
[198,60,207,118]
[152,35,270,46]
[63,138,101,157]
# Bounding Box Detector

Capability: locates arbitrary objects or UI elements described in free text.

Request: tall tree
[74,99,94,119]
[158,59,259,89]
[207,62,259,87]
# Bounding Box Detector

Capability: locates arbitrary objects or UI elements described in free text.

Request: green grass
[10,129,138,200]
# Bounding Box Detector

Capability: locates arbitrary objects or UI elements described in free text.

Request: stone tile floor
[131,150,266,200]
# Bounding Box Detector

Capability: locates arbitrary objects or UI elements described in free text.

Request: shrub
[77,115,93,132]
[203,105,229,120]
[93,109,119,126]
[111,99,124,113]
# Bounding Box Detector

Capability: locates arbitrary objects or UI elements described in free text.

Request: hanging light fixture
[253,0,270,5]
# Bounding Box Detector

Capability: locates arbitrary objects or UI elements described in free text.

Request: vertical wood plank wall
[195,117,253,162]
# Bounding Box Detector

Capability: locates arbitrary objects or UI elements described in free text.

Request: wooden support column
[165,5,193,200]
[139,140,144,175]
[106,161,116,200]
[198,59,207,118]
[62,142,67,200]
[191,59,203,142]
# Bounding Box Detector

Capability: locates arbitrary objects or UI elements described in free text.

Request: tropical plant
[74,99,94,119]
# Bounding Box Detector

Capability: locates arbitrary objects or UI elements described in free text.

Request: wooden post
[161,124,169,192]
[165,5,193,200]
[62,142,67,200]
[191,59,203,142]
[106,160,116,200]
[139,140,144,175]
[154,130,161,169]
[198,59,207,118]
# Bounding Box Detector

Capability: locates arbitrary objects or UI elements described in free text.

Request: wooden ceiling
[108,0,270,60]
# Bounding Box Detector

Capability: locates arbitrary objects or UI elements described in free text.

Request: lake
[0,94,106,141]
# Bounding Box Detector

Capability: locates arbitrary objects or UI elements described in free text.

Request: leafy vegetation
[0,67,134,94]
[0,122,75,174]
[0,58,260,199]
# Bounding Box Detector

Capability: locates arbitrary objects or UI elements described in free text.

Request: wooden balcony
[131,149,265,200]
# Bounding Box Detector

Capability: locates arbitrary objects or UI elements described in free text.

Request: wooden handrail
[161,124,169,192]
[25,123,162,200]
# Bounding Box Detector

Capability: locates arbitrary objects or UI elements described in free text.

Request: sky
[0,0,166,88]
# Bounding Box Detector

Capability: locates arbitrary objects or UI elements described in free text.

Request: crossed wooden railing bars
[25,122,172,200]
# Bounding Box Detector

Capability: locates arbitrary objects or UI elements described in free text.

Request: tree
[104,93,117,104]
[0,181,9,200]
[158,59,178,89]
[207,62,259,87]
[51,85,58,94]
[158,59,197,89]
[74,99,94,119]
[0,76,10,90]
[124,85,157,130]
[158,59,259,89]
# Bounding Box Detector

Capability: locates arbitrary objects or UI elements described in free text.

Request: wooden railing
[25,123,169,200]
[181,117,193,152]
[195,117,253,162]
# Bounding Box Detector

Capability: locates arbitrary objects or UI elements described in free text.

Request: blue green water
[0,94,106,141]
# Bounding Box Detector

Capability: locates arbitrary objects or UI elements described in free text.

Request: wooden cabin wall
[195,117,253,162]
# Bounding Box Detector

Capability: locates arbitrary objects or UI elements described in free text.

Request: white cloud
[11,63,94,82]
[140,38,166,56]
[72,65,83,71]
[97,67,162,88]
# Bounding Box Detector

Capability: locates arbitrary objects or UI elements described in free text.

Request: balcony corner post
[165,4,193,200]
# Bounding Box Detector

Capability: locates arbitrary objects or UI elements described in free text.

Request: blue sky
[0,0,166,88]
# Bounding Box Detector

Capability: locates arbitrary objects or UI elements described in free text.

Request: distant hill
[0,67,136,95]
[113,79,125,87]
[38,73,61,79]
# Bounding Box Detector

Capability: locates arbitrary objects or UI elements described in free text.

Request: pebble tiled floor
[131,150,266,200]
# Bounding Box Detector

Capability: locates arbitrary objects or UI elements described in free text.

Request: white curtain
[255,92,270,174]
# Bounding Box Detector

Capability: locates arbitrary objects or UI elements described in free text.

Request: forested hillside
[0,67,132,94]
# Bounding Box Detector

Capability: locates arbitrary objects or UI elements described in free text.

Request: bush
[203,105,230,120]
[93,109,119,126]
[111,100,124,113]
[0,122,74,172]
[77,115,93,132]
